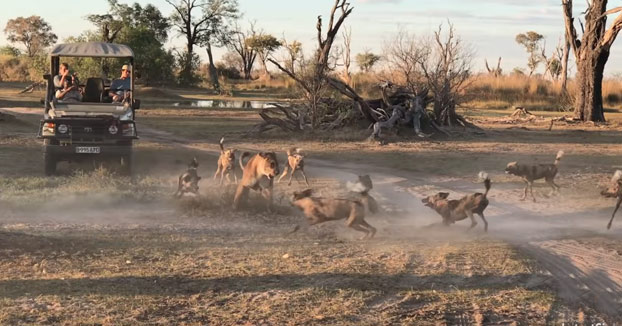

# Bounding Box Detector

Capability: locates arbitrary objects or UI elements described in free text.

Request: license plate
[75,146,101,154]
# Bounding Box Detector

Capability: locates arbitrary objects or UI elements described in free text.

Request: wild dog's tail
[361,192,379,214]
[287,147,303,157]
[219,137,225,152]
[611,170,622,183]
[554,150,564,166]
[479,171,491,198]
[189,157,199,168]
[239,152,251,170]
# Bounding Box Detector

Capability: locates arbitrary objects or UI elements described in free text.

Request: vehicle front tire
[120,154,132,176]
[44,152,57,176]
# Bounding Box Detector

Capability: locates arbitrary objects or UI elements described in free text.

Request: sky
[1,0,621,76]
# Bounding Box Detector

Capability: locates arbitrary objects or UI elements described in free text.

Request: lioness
[290,189,376,239]
[233,151,280,210]
[214,137,237,185]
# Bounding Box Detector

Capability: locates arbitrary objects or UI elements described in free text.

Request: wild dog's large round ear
[197,176,202,180]
[439,192,450,199]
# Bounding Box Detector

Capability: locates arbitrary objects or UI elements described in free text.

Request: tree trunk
[205,43,220,91]
[574,49,609,122]
[560,35,570,93]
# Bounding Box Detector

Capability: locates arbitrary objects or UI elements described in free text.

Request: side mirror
[43,74,51,81]
[132,99,141,110]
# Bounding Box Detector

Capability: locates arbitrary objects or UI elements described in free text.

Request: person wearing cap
[109,64,132,102]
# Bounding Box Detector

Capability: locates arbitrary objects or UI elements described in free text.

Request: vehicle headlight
[42,122,55,136]
[109,124,119,135]
[57,124,68,134]
[121,123,135,136]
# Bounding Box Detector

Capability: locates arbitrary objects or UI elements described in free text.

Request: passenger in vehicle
[53,63,79,90]
[55,76,82,102]
[109,64,131,103]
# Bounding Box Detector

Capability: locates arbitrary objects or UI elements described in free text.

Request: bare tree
[562,0,622,122]
[560,33,571,93]
[166,0,238,85]
[382,29,429,95]
[421,23,475,127]
[227,22,259,80]
[281,38,302,74]
[268,0,353,128]
[341,26,352,85]
[485,57,502,77]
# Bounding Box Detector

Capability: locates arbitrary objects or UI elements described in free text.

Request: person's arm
[56,89,68,100]
[53,75,64,88]
[108,80,118,97]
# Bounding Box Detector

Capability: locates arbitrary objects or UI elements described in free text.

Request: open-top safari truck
[38,42,140,176]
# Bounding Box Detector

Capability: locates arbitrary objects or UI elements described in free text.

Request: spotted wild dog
[505,150,564,202]
[346,174,379,214]
[290,188,377,239]
[422,172,491,232]
[278,147,309,186]
[233,151,280,210]
[214,137,237,185]
[601,170,622,230]
[175,158,202,198]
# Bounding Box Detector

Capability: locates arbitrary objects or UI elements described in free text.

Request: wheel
[44,152,56,176]
[120,154,133,176]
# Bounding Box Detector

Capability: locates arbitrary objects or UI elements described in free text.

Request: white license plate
[75,146,101,154]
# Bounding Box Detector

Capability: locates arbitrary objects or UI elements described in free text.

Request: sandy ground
[2,106,622,324]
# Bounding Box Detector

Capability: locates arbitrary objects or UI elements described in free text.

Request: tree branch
[601,10,622,49]
[562,0,580,62]
[267,58,311,94]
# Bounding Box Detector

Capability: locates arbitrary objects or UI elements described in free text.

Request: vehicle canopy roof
[50,42,134,58]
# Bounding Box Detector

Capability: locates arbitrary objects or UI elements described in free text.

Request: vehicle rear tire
[44,152,57,176]
[120,154,132,176]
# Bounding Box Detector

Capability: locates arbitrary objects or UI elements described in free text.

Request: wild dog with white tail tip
[421,172,491,232]
[505,150,564,202]
[278,147,309,186]
[175,158,201,198]
[601,170,622,230]
[233,151,280,210]
[214,137,237,185]
[290,188,377,239]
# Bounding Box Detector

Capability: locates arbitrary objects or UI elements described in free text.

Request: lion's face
[258,152,280,179]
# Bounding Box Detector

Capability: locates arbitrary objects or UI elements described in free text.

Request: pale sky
[1,0,621,76]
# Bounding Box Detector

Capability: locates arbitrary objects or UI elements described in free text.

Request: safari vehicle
[38,42,140,176]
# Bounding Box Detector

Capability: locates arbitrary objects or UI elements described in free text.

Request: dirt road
[3,106,622,321]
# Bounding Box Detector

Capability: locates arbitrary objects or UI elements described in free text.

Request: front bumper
[44,144,132,160]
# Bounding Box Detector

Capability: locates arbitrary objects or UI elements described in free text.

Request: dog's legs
[521,180,529,201]
[546,177,561,192]
[300,169,310,186]
[358,219,377,239]
[278,166,289,184]
[288,167,295,186]
[607,196,622,230]
[213,165,220,180]
[477,213,488,232]
[225,172,232,184]
[233,171,238,184]
[529,181,536,202]
[466,210,477,230]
